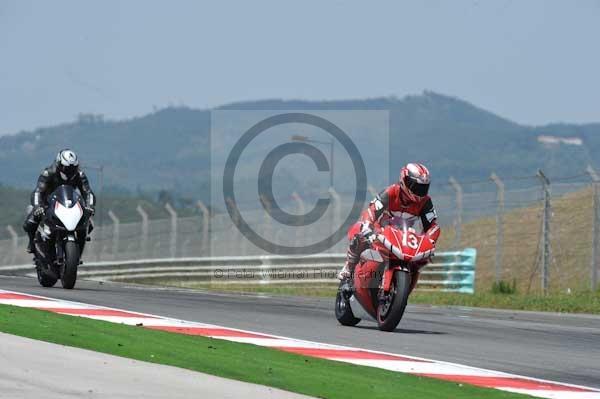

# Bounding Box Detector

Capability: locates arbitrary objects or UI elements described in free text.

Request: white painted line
[222,337,345,349]
[337,358,509,377]
[502,388,600,399]
[0,299,94,309]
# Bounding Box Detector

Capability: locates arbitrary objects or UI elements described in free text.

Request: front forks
[380,266,396,293]
[339,279,354,299]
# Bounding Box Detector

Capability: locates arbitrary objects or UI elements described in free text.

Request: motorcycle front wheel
[376,271,411,332]
[61,241,80,289]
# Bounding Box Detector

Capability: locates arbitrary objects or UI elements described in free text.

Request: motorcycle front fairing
[376,224,435,292]
[352,255,384,319]
[46,186,89,231]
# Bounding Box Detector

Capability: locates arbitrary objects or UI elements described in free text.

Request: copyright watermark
[212,268,339,280]
[210,110,389,259]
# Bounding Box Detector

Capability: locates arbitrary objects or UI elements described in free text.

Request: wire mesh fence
[1,171,598,293]
[433,174,597,294]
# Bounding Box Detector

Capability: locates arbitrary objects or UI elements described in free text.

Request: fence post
[196,201,210,256]
[136,205,148,257]
[107,210,120,257]
[6,225,18,265]
[537,170,551,294]
[328,188,341,252]
[587,165,599,291]
[182,238,191,257]
[368,185,378,200]
[225,197,245,256]
[329,187,341,225]
[165,203,177,258]
[490,173,505,283]
[292,191,305,248]
[260,194,272,254]
[449,177,463,249]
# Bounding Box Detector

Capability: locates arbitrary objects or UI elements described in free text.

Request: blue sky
[1,0,599,135]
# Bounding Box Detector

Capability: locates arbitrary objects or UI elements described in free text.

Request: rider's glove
[359,221,373,237]
[33,206,45,218]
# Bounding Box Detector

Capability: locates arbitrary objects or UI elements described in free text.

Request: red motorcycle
[335,219,435,331]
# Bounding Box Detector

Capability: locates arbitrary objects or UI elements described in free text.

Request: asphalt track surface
[0,332,313,399]
[1,275,599,389]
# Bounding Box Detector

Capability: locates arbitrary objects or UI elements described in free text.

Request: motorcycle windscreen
[388,215,424,234]
[50,185,82,207]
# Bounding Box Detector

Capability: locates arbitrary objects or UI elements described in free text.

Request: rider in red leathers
[338,163,441,294]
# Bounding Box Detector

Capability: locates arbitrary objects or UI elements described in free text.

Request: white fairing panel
[360,248,384,263]
[349,295,375,321]
[54,203,83,231]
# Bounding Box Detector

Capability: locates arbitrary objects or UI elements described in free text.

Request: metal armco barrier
[1,249,477,293]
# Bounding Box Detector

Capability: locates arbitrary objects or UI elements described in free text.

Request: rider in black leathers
[22,149,96,253]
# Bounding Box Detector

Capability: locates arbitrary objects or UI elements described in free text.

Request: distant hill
[0,107,211,196]
[1,91,599,200]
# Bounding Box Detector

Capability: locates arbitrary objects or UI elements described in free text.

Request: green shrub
[491,279,517,295]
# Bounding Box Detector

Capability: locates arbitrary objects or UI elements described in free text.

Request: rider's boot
[23,213,39,255]
[339,233,365,280]
[338,249,359,280]
[338,262,353,280]
[26,231,35,254]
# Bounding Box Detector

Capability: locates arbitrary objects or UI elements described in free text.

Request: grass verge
[0,304,531,399]
[410,290,600,313]
[136,280,600,314]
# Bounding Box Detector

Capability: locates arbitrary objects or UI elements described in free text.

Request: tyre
[36,267,58,288]
[61,241,80,289]
[335,282,361,326]
[376,271,411,332]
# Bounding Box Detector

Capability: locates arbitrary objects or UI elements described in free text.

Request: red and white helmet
[399,163,431,203]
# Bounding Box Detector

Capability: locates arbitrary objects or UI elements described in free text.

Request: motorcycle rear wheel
[61,241,80,289]
[34,255,58,288]
[376,271,411,332]
[335,282,361,326]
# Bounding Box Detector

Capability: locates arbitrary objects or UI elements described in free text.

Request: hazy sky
[1,0,599,135]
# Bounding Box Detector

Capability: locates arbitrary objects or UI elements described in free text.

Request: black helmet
[55,149,79,180]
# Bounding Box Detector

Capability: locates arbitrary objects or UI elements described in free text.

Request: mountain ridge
[1,91,599,198]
